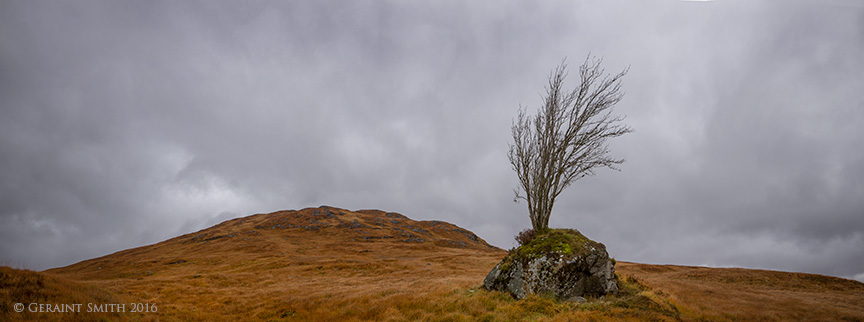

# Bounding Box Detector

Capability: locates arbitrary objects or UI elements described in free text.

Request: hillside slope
[618,262,864,321]
[43,206,507,321]
[2,206,860,321]
[0,266,146,322]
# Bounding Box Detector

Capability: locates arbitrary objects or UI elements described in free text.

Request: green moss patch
[512,229,603,262]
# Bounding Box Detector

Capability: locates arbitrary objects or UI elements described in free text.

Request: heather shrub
[514,228,536,246]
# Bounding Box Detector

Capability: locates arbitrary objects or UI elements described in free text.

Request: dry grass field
[3,206,863,321]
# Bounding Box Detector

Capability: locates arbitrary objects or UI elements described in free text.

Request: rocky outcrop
[483,229,618,300]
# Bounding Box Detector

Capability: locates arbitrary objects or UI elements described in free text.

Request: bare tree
[509,56,633,233]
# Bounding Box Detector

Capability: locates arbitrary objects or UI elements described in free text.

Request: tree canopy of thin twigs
[509,56,633,233]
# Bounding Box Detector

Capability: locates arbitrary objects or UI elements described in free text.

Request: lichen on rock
[483,229,618,300]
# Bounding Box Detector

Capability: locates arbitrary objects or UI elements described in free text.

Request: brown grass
[617,262,864,321]
[0,266,154,322]
[2,206,860,321]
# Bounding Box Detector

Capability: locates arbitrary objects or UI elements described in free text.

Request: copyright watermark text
[12,302,157,313]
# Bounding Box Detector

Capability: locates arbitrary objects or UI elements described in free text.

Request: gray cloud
[1,1,862,281]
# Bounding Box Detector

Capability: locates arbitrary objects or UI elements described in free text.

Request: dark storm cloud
[1,1,862,281]
[547,0,864,279]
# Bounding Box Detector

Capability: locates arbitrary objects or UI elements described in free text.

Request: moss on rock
[484,228,617,300]
[513,229,603,262]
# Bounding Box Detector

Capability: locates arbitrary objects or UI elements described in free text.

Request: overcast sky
[1,0,862,281]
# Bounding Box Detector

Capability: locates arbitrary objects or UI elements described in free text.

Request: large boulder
[483,229,618,300]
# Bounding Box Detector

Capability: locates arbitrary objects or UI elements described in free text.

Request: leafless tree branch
[508,56,632,232]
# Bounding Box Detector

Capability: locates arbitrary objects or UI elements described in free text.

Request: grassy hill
[2,206,862,321]
[0,266,144,322]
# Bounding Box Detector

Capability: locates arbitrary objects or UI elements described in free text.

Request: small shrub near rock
[514,228,536,246]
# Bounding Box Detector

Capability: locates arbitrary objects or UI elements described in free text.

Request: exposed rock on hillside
[183,206,497,250]
[483,229,618,300]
